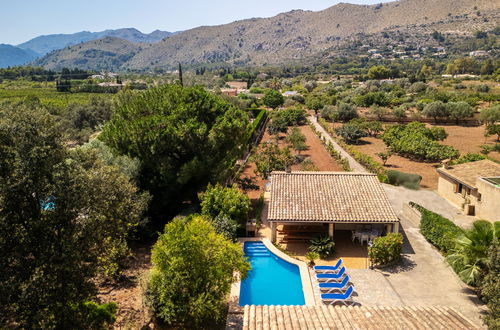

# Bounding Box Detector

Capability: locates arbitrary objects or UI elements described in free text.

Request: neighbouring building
[437,160,500,221]
[469,50,489,57]
[227,81,248,89]
[282,90,300,97]
[220,88,238,96]
[267,172,400,242]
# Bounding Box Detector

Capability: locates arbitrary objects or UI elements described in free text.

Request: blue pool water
[239,241,305,306]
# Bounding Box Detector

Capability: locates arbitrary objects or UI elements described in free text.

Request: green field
[0,80,114,109]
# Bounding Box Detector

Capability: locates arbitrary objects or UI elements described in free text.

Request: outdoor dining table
[353,229,381,244]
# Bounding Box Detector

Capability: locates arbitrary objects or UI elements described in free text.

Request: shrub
[305,252,320,266]
[369,104,389,120]
[408,82,428,94]
[267,116,289,135]
[480,242,500,329]
[252,142,294,179]
[286,127,308,154]
[317,119,387,180]
[381,122,459,161]
[368,233,403,266]
[481,143,500,155]
[321,105,337,121]
[336,102,358,122]
[367,65,390,80]
[354,92,390,107]
[309,236,335,258]
[412,203,463,254]
[300,158,319,171]
[422,101,450,122]
[335,124,368,144]
[451,153,486,165]
[376,151,392,166]
[271,107,307,126]
[199,183,251,223]
[480,105,500,125]
[446,220,499,285]
[392,106,407,121]
[387,170,422,190]
[262,89,284,109]
[325,143,351,171]
[76,301,118,330]
[446,102,475,123]
[475,84,490,93]
[146,216,250,327]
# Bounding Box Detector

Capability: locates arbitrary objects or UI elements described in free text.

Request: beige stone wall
[476,179,500,221]
[403,203,422,224]
[437,175,465,209]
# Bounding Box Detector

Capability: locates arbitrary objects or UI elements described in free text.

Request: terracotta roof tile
[268,172,399,223]
[241,305,479,330]
[437,159,500,188]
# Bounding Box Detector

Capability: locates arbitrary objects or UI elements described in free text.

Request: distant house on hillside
[437,160,500,221]
[220,88,238,96]
[469,50,488,57]
[256,73,269,81]
[283,91,300,97]
[226,81,248,89]
[97,82,122,89]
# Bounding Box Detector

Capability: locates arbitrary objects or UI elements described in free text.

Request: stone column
[328,223,334,239]
[393,222,400,233]
[271,222,277,243]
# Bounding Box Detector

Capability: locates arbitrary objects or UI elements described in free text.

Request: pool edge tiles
[228,238,315,313]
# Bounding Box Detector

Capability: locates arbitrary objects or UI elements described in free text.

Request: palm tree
[447,220,499,285]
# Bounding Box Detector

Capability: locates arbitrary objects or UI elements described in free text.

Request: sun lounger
[313,259,343,273]
[321,285,354,306]
[318,275,351,292]
[315,266,346,282]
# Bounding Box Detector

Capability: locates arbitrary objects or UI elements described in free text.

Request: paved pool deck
[308,186,488,327]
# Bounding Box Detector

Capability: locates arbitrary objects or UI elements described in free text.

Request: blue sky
[2,0,394,45]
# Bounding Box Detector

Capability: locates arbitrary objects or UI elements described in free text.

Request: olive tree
[446,102,474,123]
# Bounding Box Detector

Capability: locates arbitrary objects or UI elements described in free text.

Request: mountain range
[0,44,39,68]
[0,28,175,68]
[2,0,499,71]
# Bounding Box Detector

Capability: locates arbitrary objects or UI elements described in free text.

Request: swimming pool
[239,241,305,306]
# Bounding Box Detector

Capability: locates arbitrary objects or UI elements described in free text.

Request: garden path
[308,116,367,172]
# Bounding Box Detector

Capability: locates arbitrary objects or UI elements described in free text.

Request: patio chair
[315,266,346,282]
[318,275,351,292]
[314,259,343,273]
[360,233,369,245]
[321,285,355,306]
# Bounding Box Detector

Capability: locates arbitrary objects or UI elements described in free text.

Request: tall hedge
[411,202,463,254]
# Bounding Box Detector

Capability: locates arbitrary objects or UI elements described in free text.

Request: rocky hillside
[18,28,174,56]
[35,0,500,71]
[34,37,142,71]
